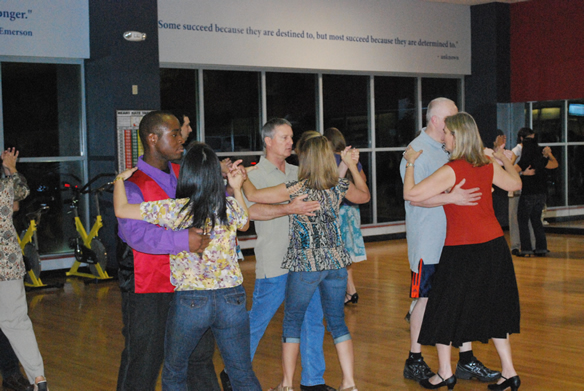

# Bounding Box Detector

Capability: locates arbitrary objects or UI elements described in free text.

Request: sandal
[344,292,359,305]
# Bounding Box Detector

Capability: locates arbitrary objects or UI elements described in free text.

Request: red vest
[127,163,181,293]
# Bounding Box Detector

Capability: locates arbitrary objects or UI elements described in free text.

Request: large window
[531,101,563,143]
[323,75,369,149]
[520,100,584,210]
[266,72,316,144]
[2,63,82,157]
[159,68,466,231]
[374,76,416,148]
[422,78,460,127]
[160,68,198,143]
[1,60,86,256]
[203,70,261,152]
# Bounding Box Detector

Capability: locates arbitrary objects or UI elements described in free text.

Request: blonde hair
[296,131,339,190]
[445,112,490,167]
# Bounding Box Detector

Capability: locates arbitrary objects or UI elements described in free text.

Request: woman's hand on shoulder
[116,167,138,182]
[403,145,422,163]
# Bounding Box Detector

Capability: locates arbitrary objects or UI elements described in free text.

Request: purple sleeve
[117,181,189,255]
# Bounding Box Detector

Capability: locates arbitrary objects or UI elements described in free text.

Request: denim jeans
[283,269,350,345]
[518,193,547,253]
[162,285,261,391]
[249,273,326,386]
[117,291,219,391]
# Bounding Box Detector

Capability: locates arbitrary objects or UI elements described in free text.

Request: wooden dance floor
[18,233,584,390]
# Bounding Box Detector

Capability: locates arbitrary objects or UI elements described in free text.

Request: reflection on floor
[16,232,584,390]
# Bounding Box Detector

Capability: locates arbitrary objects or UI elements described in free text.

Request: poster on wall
[158,0,470,75]
[116,110,151,174]
[0,0,89,58]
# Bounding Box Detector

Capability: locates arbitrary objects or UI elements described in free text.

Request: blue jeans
[283,269,350,345]
[162,285,261,391]
[117,291,220,391]
[518,193,547,253]
[249,273,326,386]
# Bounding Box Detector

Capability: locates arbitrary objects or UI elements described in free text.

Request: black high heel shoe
[344,292,359,305]
[487,375,520,391]
[419,372,456,390]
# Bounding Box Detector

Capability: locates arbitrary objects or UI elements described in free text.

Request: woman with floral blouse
[114,143,261,391]
[0,148,49,391]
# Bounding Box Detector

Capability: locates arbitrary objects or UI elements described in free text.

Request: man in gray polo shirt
[222,118,333,391]
[399,98,500,385]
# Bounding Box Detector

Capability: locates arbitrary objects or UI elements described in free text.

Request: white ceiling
[424,0,529,5]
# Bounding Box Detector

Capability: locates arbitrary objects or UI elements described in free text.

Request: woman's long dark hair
[175,143,227,232]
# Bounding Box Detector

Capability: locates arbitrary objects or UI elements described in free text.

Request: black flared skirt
[418,236,520,348]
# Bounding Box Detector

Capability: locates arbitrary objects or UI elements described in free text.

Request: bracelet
[110,176,124,185]
[405,162,415,168]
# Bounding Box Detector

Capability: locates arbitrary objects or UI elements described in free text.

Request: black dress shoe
[403,356,435,381]
[300,384,336,391]
[419,373,457,390]
[455,358,500,382]
[487,375,521,391]
[511,249,520,256]
[2,373,34,391]
[220,369,232,391]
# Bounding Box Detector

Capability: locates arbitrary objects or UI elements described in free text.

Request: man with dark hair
[170,110,194,143]
[117,111,218,391]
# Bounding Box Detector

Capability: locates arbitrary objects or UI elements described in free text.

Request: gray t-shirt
[399,129,450,272]
[245,156,298,279]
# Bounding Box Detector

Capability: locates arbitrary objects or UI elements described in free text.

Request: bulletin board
[116,110,151,173]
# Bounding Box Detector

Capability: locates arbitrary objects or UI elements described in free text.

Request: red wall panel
[511,1,584,102]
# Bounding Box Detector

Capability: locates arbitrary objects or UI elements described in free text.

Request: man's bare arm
[248,194,320,221]
[410,178,482,207]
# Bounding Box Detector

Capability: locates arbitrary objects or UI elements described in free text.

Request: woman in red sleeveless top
[403,112,523,391]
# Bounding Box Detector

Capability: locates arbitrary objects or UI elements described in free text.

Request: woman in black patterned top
[243,131,370,391]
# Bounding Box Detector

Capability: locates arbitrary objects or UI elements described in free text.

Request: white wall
[0,0,89,59]
[158,0,470,75]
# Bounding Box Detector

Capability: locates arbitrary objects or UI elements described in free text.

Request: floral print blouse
[0,173,30,281]
[282,178,352,272]
[140,196,247,290]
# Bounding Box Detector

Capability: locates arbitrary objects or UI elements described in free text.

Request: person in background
[0,148,48,391]
[508,128,535,255]
[516,133,558,257]
[171,110,194,144]
[324,127,367,306]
